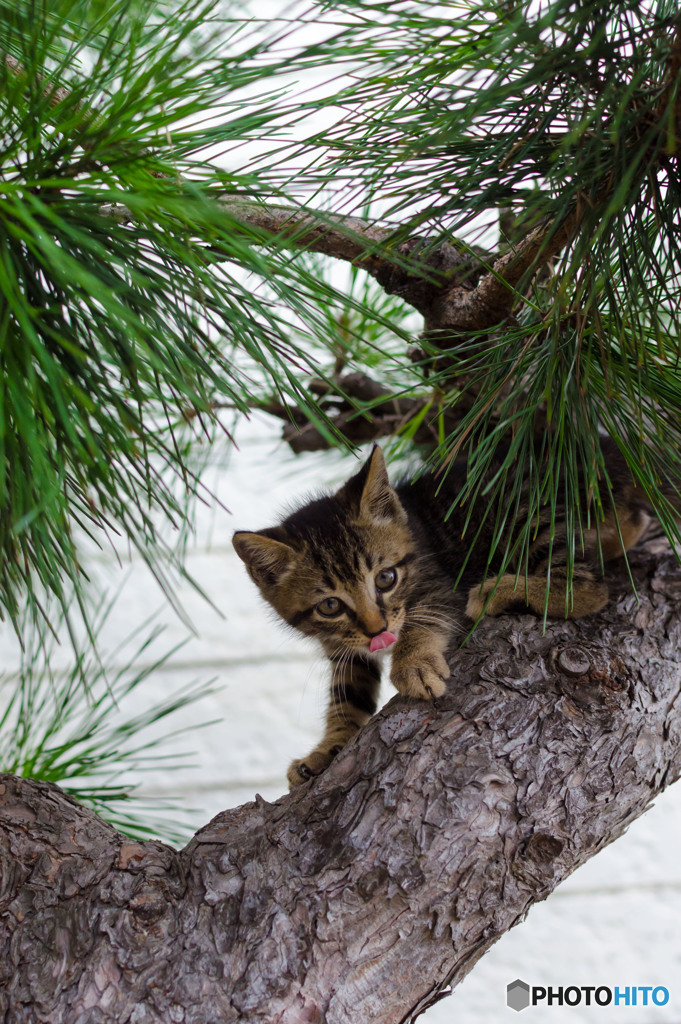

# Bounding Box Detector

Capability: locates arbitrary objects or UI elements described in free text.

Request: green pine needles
[3,0,681,636]
[259,0,681,598]
[0,589,217,843]
[0,0,365,631]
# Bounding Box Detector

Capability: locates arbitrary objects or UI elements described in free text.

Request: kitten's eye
[375,567,397,591]
[316,597,344,617]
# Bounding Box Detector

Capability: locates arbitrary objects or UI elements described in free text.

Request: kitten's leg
[287,655,381,788]
[590,507,651,560]
[466,506,650,620]
[390,617,451,700]
[466,565,608,619]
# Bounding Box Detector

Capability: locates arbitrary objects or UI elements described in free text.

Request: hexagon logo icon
[507,979,530,1012]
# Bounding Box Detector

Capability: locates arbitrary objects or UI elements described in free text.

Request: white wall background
[2,413,679,1023]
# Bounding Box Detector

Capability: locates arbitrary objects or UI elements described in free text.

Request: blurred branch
[5,53,83,112]
[258,371,471,453]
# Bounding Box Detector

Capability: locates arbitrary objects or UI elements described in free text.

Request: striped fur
[233,443,656,787]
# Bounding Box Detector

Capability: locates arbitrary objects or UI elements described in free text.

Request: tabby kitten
[233,445,651,787]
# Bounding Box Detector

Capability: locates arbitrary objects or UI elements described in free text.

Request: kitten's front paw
[391,650,450,700]
[287,745,342,789]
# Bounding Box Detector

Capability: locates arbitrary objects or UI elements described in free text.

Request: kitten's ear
[341,446,407,525]
[232,530,296,588]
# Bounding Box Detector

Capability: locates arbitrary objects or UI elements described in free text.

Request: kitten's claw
[287,745,341,788]
[391,651,450,700]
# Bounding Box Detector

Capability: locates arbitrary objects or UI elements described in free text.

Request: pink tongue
[369,631,398,653]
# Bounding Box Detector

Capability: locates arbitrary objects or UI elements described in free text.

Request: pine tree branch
[219,199,489,318]
[259,372,464,453]
[1,536,680,1022]
[435,216,579,330]
[219,198,582,336]
[5,54,79,111]
[219,201,396,269]
[219,199,582,451]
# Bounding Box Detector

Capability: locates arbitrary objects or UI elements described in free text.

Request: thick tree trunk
[2,534,681,1023]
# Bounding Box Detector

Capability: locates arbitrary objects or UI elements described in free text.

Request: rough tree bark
[1,533,680,1023]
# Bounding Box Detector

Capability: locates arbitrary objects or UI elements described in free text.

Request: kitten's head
[232,447,414,656]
